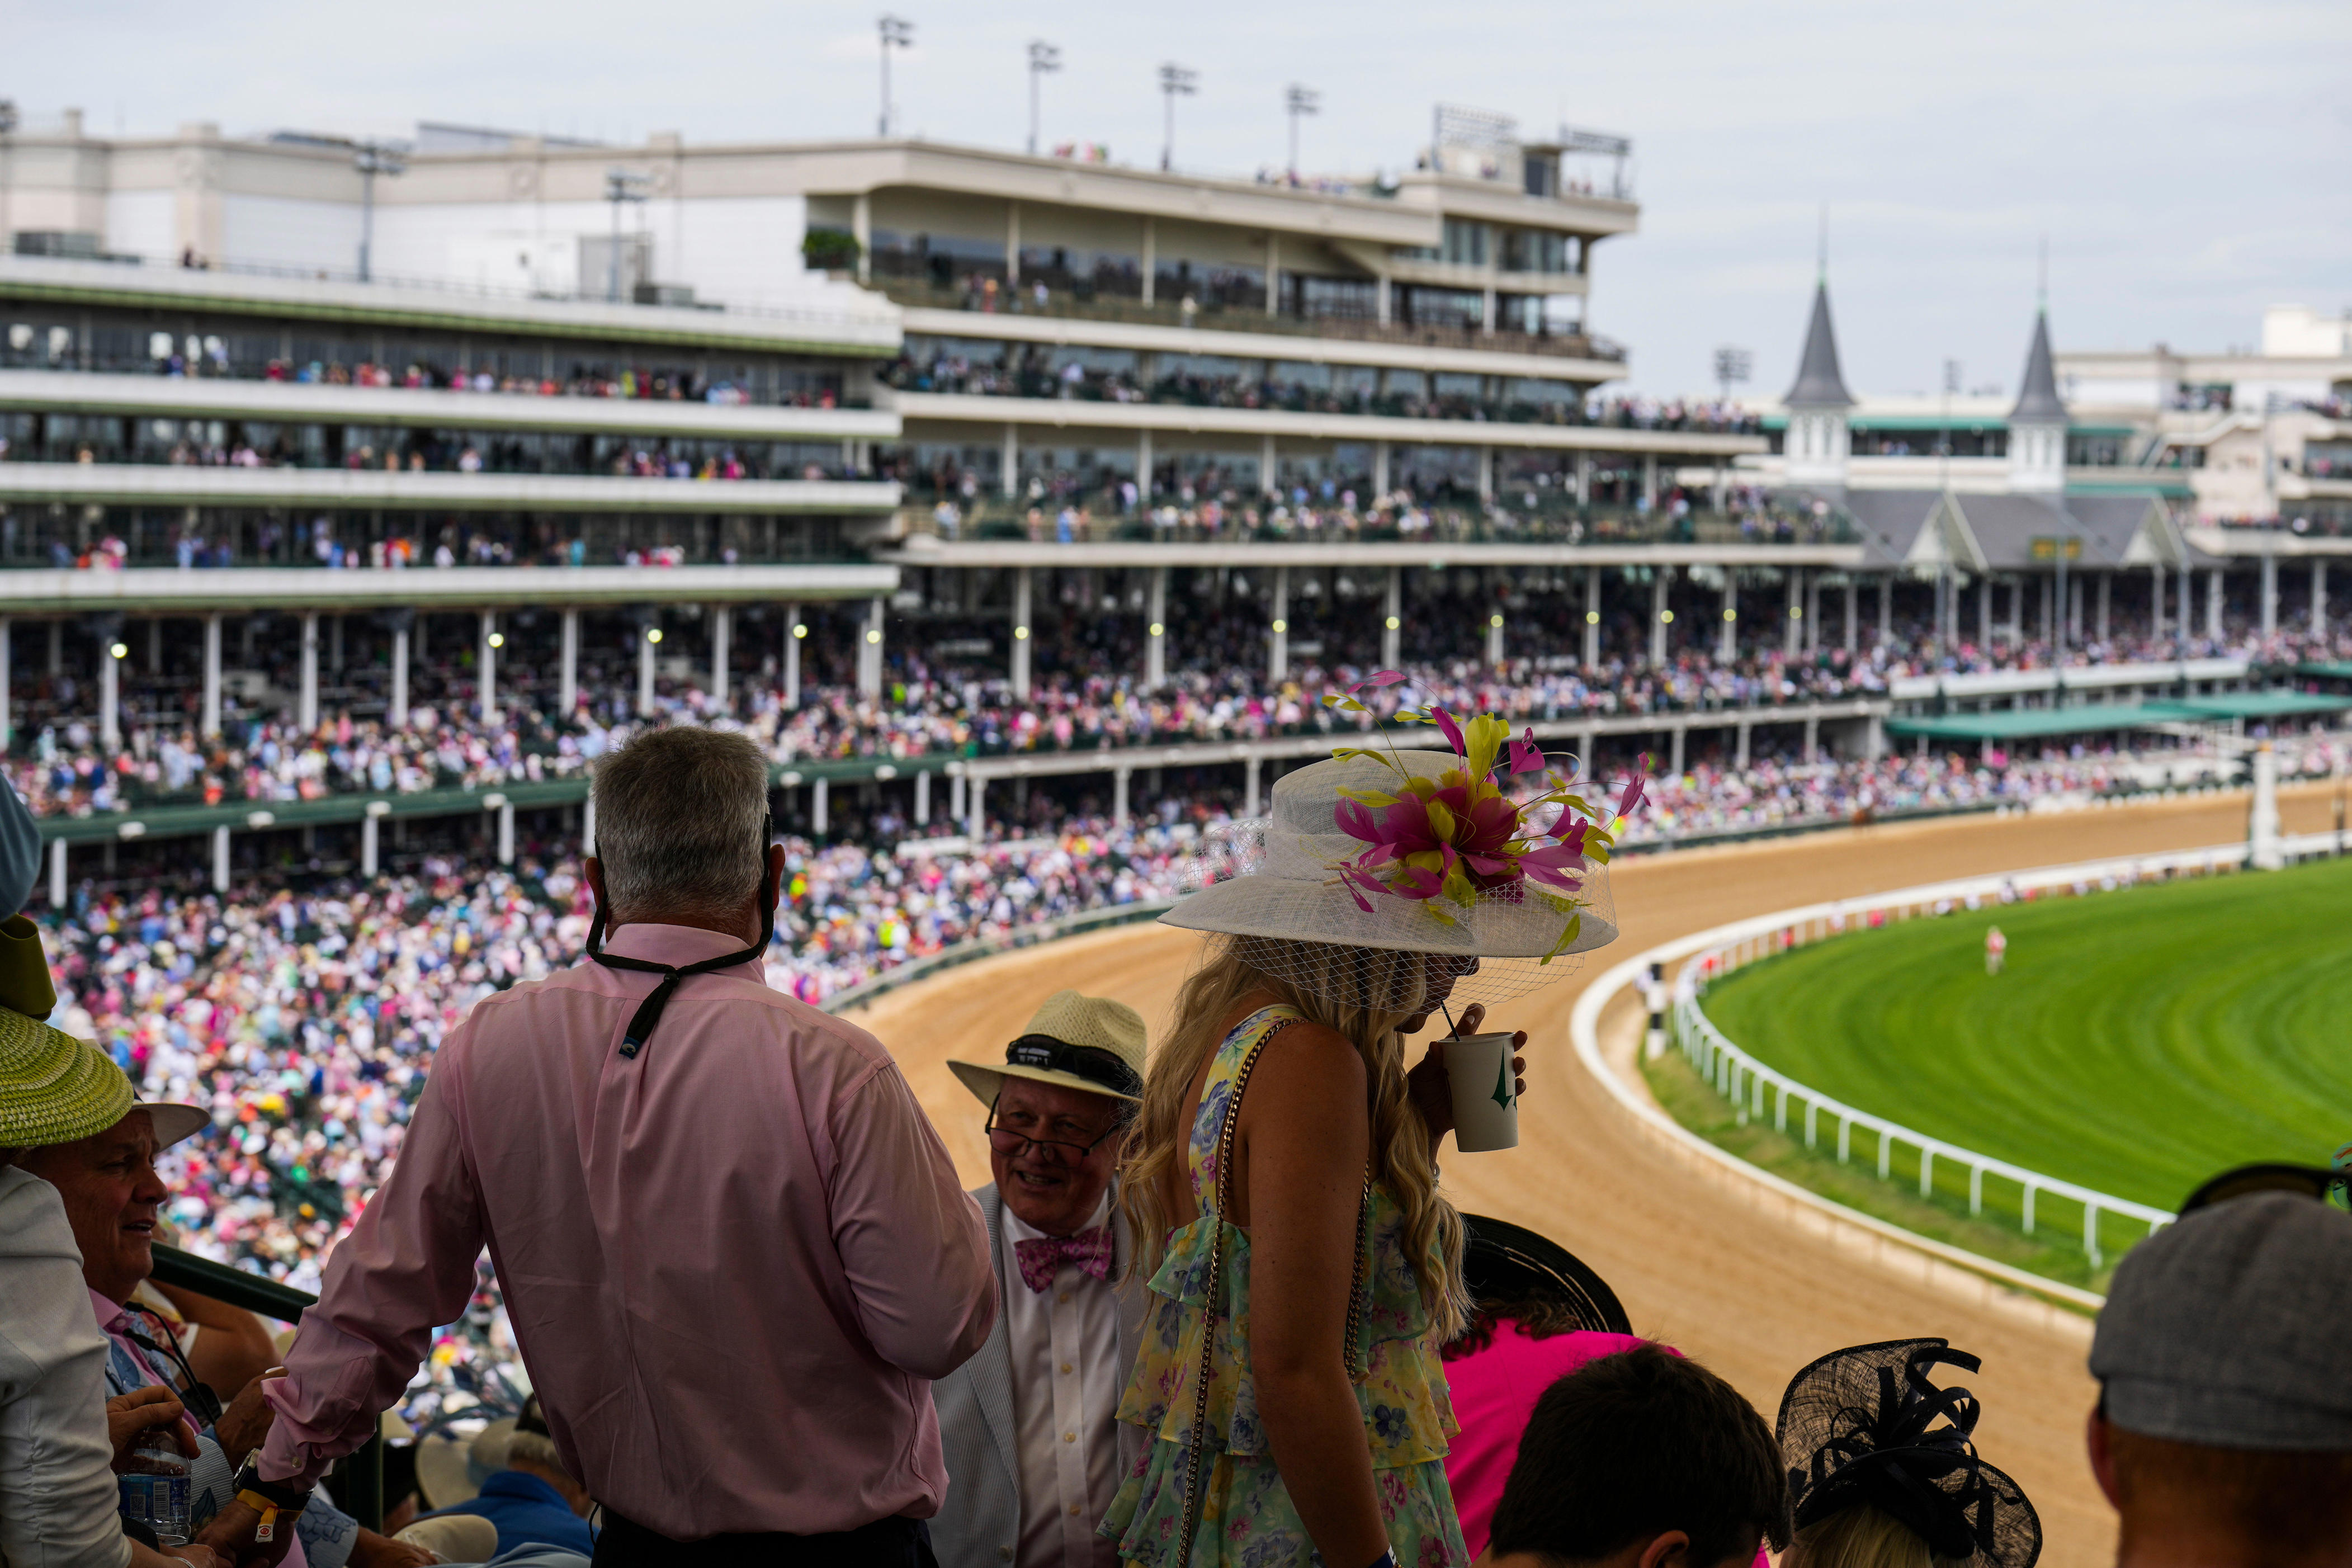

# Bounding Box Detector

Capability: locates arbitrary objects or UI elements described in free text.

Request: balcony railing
[875,276,1626,362]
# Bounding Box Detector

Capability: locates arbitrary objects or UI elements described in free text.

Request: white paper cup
[1445,1032,1519,1152]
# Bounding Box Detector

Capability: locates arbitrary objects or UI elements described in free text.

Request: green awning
[2161,691,2352,721]
[1883,702,2202,743]
[2293,662,2352,682]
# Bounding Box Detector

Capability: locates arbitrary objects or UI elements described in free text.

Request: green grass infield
[1682,855,2352,1272]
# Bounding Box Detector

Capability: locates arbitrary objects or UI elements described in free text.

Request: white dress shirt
[1000,1193,1123,1568]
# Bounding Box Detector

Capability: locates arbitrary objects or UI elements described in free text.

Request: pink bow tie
[1014,1227,1113,1293]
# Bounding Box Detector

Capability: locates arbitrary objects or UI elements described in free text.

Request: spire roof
[1785,282,1854,408]
[2009,310,2067,423]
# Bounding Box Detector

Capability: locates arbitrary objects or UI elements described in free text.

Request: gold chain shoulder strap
[1176,1014,1373,1562]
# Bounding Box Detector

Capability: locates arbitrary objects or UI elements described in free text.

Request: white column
[1382,567,1402,670]
[1244,757,1262,816]
[2098,572,2112,644]
[1113,766,1131,828]
[914,768,931,826]
[1486,604,1505,668]
[298,612,319,730]
[966,775,987,839]
[711,606,731,709]
[1583,566,1601,668]
[1843,580,1858,655]
[1806,572,1822,654]
[1002,424,1018,498]
[639,623,659,716]
[498,800,515,865]
[1260,433,1278,497]
[1719,574,1737,660]
[783,604,802,706]
[2152,565,2167,639]
[361,809,379,876]
[201,615,221,736]
[2205,569,2223,641]
[0,617,10,754]
[1574,452,1593,506]
[559,609,579,716]
[1477,446,1495,504]
[211,825,229,894]
[1376,275,1392,325]
[1012,570,1033,698]
[1877,575,1892,647]
[388,620,412,729]
[1372,441,1391,497]
[1140,218,1156,304]
[1641,452,1659,511]
[949,770,965,825]
[1265,231,1280,317]
[100,643,120,749]
[1136,429,1154,500]
[1146,568,1168,688]
[859,597,885,697]
[2179,566,2191,641]
[50,838,67,908]
[2313,561,2329,637]
[1649,570,1669,665]
[478,611,499,725]
[1268,567,1291,682]
[1804,714,1820,763]
[1669,723,1685,777]
[813,776,830,835]
[1735,721,1751,769]
[1786,569,1804,656]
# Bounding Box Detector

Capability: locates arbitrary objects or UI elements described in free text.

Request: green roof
[2293,662,2352,682]
[1884,702,2200,744]
[2161,691,2352,721]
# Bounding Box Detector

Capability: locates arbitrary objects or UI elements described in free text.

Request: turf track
[1701,854,2352,1222]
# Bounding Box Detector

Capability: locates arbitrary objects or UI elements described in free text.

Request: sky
[12,0,2350,397]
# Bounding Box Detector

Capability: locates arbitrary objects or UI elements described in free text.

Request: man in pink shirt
[230,729,996,1568]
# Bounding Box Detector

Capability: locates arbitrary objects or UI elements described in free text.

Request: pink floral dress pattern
[1099,1006,1467,1567]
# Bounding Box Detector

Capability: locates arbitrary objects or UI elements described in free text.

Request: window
[1441,219,1489,267]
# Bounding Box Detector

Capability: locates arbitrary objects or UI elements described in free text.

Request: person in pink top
[229,729,998,1568]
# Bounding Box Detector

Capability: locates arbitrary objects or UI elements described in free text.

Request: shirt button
[1057,1291,1071,1303]
[998,1550,1013,1561]
[1059,1362,1073,1374]
[1064,1431,1076,1443]
[1068,1504,1082,1516]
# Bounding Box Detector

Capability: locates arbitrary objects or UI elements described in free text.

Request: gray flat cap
[2090,1192,2352,1449]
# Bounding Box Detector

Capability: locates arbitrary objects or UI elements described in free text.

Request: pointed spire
[2009,310,2066,422]
[1786,282,1854,408]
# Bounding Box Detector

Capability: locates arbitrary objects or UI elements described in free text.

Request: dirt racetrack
[845,783,2342,1568]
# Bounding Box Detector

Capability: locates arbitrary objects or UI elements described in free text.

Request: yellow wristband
[237,1490,305,1542]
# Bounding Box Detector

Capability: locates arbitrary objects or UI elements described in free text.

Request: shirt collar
[1000,1189,1112,1247]
[88,1286,133,1338]
[599,922,766,971]
[479,1470,568,1506]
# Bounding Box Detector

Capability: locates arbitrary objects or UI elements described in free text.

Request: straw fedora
[948,990,1147,1107]
[0,1007,136,1150]
[1160,750,1619,961]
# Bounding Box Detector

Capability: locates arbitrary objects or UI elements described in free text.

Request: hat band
[1006,1035,1142,1098]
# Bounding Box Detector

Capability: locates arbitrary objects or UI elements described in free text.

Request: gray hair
[503,1430,572,1480]
[592,727,772,922]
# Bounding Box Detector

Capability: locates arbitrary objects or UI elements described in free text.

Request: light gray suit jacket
[927,1183,1149,1568]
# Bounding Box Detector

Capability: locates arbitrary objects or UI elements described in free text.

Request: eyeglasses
[2179,1161,2351,1215]
[985,1104,1121,1166]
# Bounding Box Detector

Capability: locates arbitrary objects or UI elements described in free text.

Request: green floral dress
[1099,1005,1468,1568]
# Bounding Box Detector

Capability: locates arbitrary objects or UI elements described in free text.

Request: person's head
[584,726,780,941]
[18,1108,169,1303]
[951,990,1145,1238]
[2086,1184,2352,1566]
[1781,1504,1976,1568]
[503,1395,591,1517]
[1121,933,1467,1335]
[1482,1343,1789,1568]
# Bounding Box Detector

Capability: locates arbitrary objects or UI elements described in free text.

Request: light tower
[1158,63,1198,172]
[1027,41,1061,156]
[877,15,914,138]
[1284,84,1319,178]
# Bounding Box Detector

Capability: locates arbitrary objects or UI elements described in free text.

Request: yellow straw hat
[948,989,1147,1107]
[0,1008,135,1150]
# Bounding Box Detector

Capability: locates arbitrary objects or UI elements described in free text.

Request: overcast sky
[16,0,2350,396]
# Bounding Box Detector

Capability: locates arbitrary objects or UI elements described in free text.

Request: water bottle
[119,1423,192,1546]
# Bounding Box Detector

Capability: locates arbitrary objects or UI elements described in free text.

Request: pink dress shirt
[259,923,996,1539]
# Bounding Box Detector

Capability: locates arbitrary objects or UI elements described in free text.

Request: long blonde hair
[1118,935,1468,1339]
[1783,1505,1980,1568]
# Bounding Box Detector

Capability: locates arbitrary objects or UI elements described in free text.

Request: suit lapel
[968,1183,1022,1490]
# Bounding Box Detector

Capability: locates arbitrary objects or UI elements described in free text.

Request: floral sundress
[1098,1005,1468,1567]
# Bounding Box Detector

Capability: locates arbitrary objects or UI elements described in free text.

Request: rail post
[1919,1146,1935,1198]
[2023,1182,2037,1236]
[1969,1163,1984,1216]
[2084,1200,2102,1267]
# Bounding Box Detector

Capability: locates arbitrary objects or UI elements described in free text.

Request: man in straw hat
[929,991,1151,1568]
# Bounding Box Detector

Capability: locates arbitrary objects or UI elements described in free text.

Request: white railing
[1666,830,2348,1265]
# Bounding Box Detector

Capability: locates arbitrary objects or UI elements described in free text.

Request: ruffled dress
[1099,1005,1467,1568]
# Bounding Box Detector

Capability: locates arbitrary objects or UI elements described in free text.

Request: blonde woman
[1776,1340,2042,1568]
[1102,731,1630,1568]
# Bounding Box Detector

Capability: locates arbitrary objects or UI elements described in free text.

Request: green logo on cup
[1491,1050,1514,1111]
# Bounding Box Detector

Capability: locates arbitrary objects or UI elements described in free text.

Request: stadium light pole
[1712,346,1751,404]
[352,141,406,284]
[1027,41,1061,157]
[603,169,651,303]
[1284,84,1319,178]
[1158,63,1197,172]
[877,15,914,138]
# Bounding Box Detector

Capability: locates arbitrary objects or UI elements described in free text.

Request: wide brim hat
[949,989,1147,1106]
[1160,750,1619,960]
[131,1102,211,1149]
[0,1005,138,1149]
[1460,1213,1632,1336]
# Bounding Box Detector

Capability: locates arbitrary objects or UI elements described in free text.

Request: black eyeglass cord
[585,853,778,1059]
